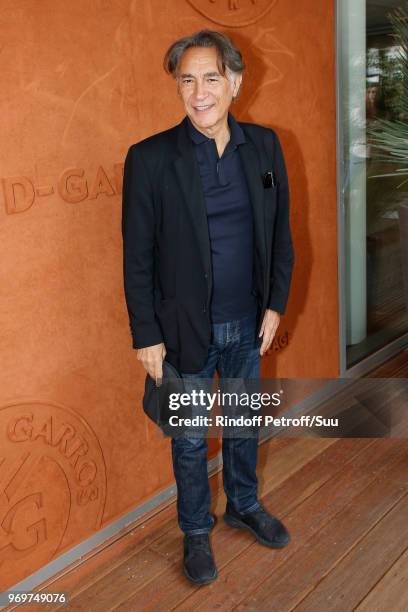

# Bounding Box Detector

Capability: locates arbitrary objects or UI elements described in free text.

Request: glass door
[338,0,408,369]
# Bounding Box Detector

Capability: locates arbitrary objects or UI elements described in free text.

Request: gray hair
[163,30,245,78]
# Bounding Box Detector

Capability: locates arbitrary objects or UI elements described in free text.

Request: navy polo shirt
[187,112,256,323]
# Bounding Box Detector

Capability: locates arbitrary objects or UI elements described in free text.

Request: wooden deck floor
[12,351,408,612]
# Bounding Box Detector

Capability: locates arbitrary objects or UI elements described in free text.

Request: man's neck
[190,116,231,157]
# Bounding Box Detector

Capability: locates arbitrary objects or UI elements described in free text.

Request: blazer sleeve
[267,130,295,314]
[121,144,164,349]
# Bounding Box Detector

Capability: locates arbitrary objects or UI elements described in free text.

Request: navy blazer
[121,115,294,373]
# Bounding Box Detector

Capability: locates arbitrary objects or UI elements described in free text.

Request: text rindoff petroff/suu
[167,414,339,428]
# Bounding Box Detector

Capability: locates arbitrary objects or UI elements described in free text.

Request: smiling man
[122,30,294,585]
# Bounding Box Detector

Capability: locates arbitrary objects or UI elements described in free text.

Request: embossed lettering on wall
[187,0,277,27]
[1,163,124,215]
[0,401,107,589]
[266,330,290,355]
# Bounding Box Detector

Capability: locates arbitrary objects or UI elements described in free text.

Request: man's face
[177,46,241,133]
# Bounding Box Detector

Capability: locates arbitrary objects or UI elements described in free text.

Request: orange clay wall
[0,0,338,588]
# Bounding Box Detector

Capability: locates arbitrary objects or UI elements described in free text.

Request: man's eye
[182,79,193,84]
[208,78,218,83]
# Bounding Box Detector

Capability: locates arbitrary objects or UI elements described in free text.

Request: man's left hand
[259,309,280,356]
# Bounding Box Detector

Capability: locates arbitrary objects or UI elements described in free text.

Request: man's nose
[194,79,207,99]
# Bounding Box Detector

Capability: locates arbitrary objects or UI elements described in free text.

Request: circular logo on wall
[0,401,107,589]
[187,0,277,27]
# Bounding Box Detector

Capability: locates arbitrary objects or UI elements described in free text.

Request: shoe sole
[223,513,290,549]
[183,565,218,585]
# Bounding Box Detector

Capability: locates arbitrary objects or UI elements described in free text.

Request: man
[122,30,294,585]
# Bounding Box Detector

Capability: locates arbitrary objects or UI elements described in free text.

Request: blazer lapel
[172,118,212,294]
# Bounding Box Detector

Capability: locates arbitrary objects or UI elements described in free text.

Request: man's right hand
[136,342,167,385]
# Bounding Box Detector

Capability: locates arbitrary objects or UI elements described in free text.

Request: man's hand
[136,342,166,385]
[259,309,280,356]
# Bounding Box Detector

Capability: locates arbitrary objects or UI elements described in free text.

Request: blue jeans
[171,312,261,536]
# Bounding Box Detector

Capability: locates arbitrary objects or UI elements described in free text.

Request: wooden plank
[11,440,295,612]
[116,440,364,612]
[37,439,290,609]
[13,444,378,611]
[355,548,408,612]
[171,439,407,611]
[369,350,408,378]
[7,503,179,612]
[294,493,408,611]
[117,439,380,610]
[236,453,408,610]
[121,517,255,612]
[65,548,174,612]
[17,505,179,612]
[68,440,367,609]
[211,437,336,517]
[64,439,330,609]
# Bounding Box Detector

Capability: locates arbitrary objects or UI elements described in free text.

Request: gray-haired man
[122,30,294,584]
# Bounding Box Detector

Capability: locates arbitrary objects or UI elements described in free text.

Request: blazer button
[204,273,208,279]
[203,306,207,313]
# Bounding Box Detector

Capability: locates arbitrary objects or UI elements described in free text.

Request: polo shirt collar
[186,112,246,148]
